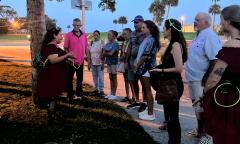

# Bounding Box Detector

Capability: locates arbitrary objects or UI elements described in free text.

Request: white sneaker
[108,95,118,100]
[139,112,155,121]
[138,108,148,116]
[104,94,112,99]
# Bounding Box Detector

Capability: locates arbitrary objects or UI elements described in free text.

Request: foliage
[118,16,127,28]
[209,4,221,15]
[98,0,116,12]
[162,0,179,18]
[0,5,17,19]
[149,0,166,26]
[0,60,157,144]
[113,19,118,24]
[0,18,9,34]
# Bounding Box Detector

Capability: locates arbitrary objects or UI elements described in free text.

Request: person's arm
[47,52,75,64]
[102,42,119,57]
[204,34,222,60]
[150,42,183,73]
[63,33,69,53]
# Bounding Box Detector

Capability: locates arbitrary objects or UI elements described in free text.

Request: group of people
[36,4,240,144]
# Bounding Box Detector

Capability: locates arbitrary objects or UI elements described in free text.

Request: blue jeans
[91,65,104,92]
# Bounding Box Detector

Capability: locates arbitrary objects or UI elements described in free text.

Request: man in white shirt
[186,12,222,137]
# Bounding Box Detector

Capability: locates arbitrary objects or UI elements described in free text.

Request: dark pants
[163,77,184,144]
[67,64,83,97]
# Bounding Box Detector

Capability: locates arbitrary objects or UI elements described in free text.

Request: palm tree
[98,0,116,12]
[162,0,179,19]
[118,16,127,29]
[149,0,166,26]
[209,0,221,30]
[67,25,71,31]
[113,19,118,30]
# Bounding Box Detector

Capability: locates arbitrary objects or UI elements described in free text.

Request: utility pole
[81,0,85,31]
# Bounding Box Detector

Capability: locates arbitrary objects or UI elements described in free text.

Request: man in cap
[126,15,147,112]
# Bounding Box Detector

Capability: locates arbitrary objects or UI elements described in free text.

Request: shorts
[107,65,117,74]
[188,81,204,112]
[128,69,135,81]
[142,71,150,77]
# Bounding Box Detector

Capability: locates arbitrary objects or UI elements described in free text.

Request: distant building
[182,24,194,33]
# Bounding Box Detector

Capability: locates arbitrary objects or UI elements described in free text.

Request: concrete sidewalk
[83,66,200,144]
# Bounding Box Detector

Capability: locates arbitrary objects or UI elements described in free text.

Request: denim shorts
[107,65,117,74]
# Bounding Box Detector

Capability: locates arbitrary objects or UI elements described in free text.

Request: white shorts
[142,71,150,77]
[107,65,117,74]
[188,81,204,112]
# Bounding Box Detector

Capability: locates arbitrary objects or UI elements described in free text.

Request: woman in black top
[150,19,187,144]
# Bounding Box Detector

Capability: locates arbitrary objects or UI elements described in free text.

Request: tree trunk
[27,0,46,99]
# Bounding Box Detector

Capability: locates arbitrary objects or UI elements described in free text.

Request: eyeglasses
[134,21,140,24]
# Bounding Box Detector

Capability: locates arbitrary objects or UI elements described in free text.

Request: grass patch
[0,60,157,144]
[0,34,28,41]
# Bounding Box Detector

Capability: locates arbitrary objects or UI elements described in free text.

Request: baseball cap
[132,15,144,22]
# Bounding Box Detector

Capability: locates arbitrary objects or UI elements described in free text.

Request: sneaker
[121,97,130,102]
[99,91,105,97]
[139,112,155,121]
[108,95,118,100]
[126,102,141,109]
[138,109,148,116]
[93,89,99,96]
[138,103,147,112]
[104,94,112,99]
[187,129,204,138]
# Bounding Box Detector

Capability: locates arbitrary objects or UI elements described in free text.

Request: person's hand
[133,64,137,73]
[149,68,161,73]
[67,52,75,59]
[88,64,91,71]
[66,58,73,64]
[101,64,105,70]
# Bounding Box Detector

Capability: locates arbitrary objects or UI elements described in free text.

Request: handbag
[117,62,125,73]
[150,72,179,104]
[32,52,49,69]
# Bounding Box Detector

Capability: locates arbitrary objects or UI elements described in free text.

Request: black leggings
[163,77,184,144]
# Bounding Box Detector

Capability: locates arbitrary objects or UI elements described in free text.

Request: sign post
[71,0,92,32]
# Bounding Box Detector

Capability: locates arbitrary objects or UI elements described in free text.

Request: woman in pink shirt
[87,30,105,97]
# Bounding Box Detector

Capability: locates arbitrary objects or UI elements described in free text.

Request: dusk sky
[1,0,240,33]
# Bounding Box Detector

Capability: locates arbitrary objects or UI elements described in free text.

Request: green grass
[0,32,196,42]
[183,32,196,40]
[0,34,29,41]
[0,60,157,144]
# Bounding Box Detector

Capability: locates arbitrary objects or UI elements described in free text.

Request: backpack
[32,52,49,69]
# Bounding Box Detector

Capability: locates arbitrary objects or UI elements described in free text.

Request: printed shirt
[64,30,88,65]
[89,40,104,65]
[103,41,119,65]
[186,27,222,81]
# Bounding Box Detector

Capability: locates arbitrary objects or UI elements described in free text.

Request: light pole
[180,16,185,32]
[81,0,85,32]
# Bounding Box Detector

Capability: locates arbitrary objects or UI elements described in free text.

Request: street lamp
[180,16,185,32]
